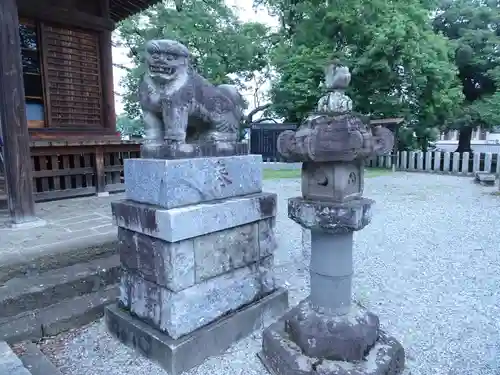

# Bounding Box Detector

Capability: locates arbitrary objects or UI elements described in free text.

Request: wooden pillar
[95,146,106,194]
[99,0,117,133]
[0,0,37,224]
[392,124,400,172]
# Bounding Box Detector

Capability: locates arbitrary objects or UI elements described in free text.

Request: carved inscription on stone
[342,166,361,198]
[348,172,357,185]
[215,160,232,187]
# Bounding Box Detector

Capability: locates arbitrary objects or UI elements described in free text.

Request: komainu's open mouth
[150,65,175,75]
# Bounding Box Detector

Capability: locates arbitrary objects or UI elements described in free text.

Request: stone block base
[287,300,379,361]
[260,321,404,375]
[474,172,495,186]
[117,217,276,292]
[119,256,276,339]
[259,303,405,375]
[112,192,277,242]
[106,288,289,375]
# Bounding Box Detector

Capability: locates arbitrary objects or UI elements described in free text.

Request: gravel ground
[40,172,500,375]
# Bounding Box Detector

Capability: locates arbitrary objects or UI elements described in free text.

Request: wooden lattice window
[41,24,103,128]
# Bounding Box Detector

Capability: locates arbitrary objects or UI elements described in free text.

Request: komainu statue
[139,39,247,147]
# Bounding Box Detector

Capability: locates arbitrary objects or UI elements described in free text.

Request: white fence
[367,151,500,176]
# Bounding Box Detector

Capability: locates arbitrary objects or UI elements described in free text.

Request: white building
[436,127,500,153]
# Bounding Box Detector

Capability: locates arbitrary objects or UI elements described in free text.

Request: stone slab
[0,287,117,343]
[474,172,495,186]
[118,227,195,292]
[119,256,276,339]
[0,341,31,375]
[0,254,120,318]
[18,342,63,375]
[258,217,277,258]
[140,142,249,159]
[194,221,260,283]
[112,192,277,242]
[105,288,289,375]
[260,316,405,375]
[288,197,373,233]
[0,232,117,284]
[125,155,262,209]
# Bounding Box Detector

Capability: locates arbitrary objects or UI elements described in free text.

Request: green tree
[257,0,463,150]
[433,0,500,152]
[116,114,144,137]
[115,0,271,121]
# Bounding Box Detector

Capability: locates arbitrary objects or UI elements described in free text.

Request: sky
[111,0,279,116]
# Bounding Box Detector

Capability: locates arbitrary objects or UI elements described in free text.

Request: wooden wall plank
[41,23,104,130]
[83,153,94,187]
[99,28,116,132]
[62,155,72,189]
[73,153,84,188]
[39,155,50,192]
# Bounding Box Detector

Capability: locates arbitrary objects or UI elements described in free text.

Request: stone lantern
[258,62,406,374]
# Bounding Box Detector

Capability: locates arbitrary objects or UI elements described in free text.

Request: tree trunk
[455,127,473,153]
[244,103,272,125]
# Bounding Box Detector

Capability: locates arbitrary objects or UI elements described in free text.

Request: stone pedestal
[258,62,405,374]
[260,313,404,375]
[106,153,288,375]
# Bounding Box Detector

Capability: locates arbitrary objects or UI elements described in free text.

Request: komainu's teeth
[150,65,175,75]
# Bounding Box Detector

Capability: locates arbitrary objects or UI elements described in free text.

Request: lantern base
[260,302,405,375]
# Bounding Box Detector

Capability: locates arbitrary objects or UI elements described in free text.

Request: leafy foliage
[116,0,271,122]
[116,114,144,137]
[257,0,464,149]
[114,0,500,152]
[433,0,500,151]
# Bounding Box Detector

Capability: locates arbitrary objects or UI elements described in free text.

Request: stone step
[0,254,120,319]
[0,341,32,375]
[0,284,118,343]
[0,234,118,284]
[18,342,63,375]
